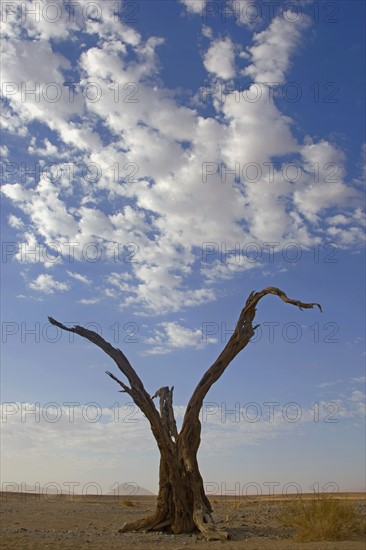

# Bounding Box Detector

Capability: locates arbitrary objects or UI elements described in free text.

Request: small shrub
[282,496,365,542]
[122,499,135,507]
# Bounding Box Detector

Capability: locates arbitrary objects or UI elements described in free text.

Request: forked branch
[180,287,321,440]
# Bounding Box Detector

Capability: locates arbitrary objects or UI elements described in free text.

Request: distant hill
[2,482,155,496]
[107,483,154,496]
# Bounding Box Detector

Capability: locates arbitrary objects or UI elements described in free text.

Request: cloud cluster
[1,1,364,317]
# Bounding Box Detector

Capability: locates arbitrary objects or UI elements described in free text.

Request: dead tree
[49,287,321,540]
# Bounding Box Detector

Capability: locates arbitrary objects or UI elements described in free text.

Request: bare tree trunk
[116,386,226,539]
[49,287,321,540]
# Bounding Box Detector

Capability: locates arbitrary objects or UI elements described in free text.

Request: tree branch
[105,371,132,395]
[48,316,171,449]
[48,316,141,387]
[180,287,321,442]
[152,386,179,441]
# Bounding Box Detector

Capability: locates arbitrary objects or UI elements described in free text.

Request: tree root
[118,509,229,541]
[118,513,169,533]
[193,504,230,541]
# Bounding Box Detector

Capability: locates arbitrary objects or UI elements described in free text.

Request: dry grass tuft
[281,496,365,542]
[122,499,135,507]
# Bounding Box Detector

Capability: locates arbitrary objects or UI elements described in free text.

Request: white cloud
[244,11,311,83]
[11,232,58,268]
[201,255,257,283]
[230,0,264,27]
[1,33,106,152]
[16,294,43,302]
[317,380,343,388]
[352,376,366,384]
[180,0,207,14]
[29,274,70,294]
[144,321,217,355]
[220,83,299,161]
[349,391,366,416]
[78,298,100,305]
[8,214,24,229]
[118,273,217,316]
[28,138,59,157]
[294,140,361,223]
[1,0,77,41]
[2,178,79,241]
[352,143,366,187]
[202,25,213,38]
[66,271,92,285]
[0,102,28,136]
[326,214,349,226]
[0,144,9,158]
[203,37,236,79]
[351,390,365,401]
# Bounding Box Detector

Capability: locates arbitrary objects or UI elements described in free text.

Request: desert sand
[1,492,365,549]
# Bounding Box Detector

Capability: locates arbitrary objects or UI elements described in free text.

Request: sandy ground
[1,492,365,549]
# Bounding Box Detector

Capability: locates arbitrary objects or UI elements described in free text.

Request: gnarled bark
[48,287,321,540]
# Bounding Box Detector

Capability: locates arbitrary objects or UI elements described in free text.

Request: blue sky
[1,0,365,496]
